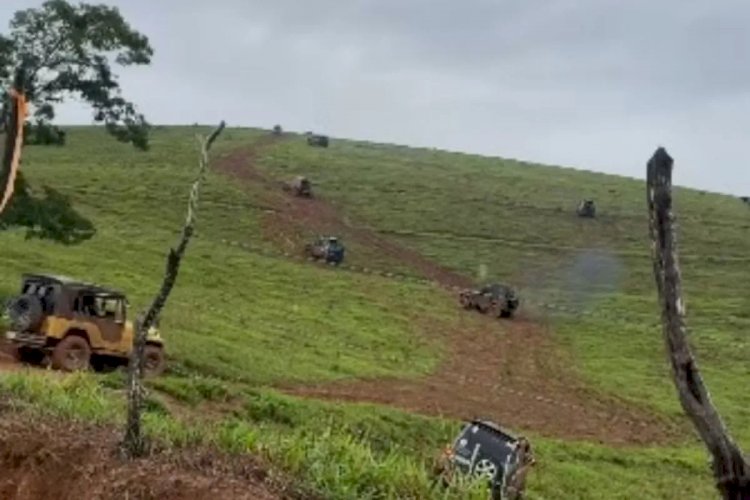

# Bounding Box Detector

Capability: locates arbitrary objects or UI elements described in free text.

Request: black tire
[7,295,43,331]
[143,344,166,377]
[51,335,91,372]
[492,300,510,318]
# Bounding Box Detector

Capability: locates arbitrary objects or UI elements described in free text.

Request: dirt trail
[0,408,305,500]
[280,315,679,445]
[215,140,682,445]
[218,144,473,289]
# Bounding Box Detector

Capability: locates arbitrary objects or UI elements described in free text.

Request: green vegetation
[0,371,716,499]
[260,136,750,442]
[1,126,747,498]
[0,127,447,385]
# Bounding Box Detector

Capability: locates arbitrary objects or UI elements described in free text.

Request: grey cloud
[0,0,748,195]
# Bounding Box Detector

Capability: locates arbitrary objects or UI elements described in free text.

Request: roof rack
[22,273,125,297]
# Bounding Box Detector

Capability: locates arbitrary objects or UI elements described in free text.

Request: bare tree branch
[121,120,226,458]
[646,147,749,499]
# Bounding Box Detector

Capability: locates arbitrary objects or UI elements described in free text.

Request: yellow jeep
[3,273,165,375]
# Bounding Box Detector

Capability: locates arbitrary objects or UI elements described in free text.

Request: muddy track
[279,314,681,445]
[0,407,309,500]
[217,143,473,289]
[221,140,682,445]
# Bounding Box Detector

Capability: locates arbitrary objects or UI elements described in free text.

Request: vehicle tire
[493,300,509,318]
[143,344,166,377]
[7,295,43,331]
[51,335,91,372]
[500,309,513,319]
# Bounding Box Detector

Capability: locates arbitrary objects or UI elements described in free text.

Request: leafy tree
[24,121,66,145]
[0,0,153,242]
[0,0,153,149]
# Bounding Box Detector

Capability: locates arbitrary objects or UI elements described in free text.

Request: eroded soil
[0,406,307,500]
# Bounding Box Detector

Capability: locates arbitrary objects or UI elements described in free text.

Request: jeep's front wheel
[143,345,166,377]
[52,335,91,372]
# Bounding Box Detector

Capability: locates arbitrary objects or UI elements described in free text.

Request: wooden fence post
[646,147,749,498]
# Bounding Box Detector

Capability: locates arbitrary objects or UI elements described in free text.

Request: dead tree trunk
[0,86,27,216]
[646,147,749,499]
[122,121,225,458]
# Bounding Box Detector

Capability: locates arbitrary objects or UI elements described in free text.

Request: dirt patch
[217,141,682,445]
[216,145,472,289]
[0,408,308,500]
[279,310,681,446]
[0,343,21,373]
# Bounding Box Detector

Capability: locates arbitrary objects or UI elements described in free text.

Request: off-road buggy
[306,133,329,148]
[2,274,166,375]
[459,283,519,318]
[576,199,596,218]
[434,419,535,500]
[304,236,345,265]
[283,175,312,197]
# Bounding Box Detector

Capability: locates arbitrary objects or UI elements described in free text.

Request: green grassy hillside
[259,135,750,442]
[1,126,747,499]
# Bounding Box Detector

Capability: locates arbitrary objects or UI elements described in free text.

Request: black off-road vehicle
[576,199,596,218]
[459,283,520,318]
[304,236,345,265]
[283,175,312,197]
[306,133,329,148]
[435,419,535,500]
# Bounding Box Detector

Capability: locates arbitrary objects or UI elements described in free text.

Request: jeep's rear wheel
[52,335,91,372]
[143,345,165,377]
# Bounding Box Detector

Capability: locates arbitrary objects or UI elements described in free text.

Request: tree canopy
[0,0,153,149]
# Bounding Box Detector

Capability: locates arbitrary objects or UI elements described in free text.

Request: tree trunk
[646,147,749,499]
[121,121,225,458]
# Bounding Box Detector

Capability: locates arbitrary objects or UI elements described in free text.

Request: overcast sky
[1,1,749,195]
